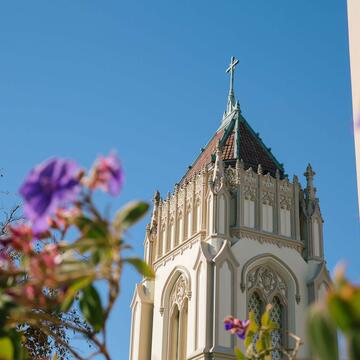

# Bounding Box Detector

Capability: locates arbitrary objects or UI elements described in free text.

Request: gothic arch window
[243,188,255,228]
[176,212,183,245]
[270,296,284,360]
[248,291,263,326]
[186,205,192,239]
[312,218,321,257]
[167,275,189,360]
[194,199,201,233]
[261,193,274,233]
[207,196,213,235]
[280,197,291,237]
[158,225,166,258]
[246,265,288,356]
[169,218,175,251]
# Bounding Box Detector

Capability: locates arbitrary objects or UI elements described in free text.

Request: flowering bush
[224,305,302,360]
[0,153,153,360]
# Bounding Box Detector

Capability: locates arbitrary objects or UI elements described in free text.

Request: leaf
[53,353,58,360]
[114,201,149,232]
[61,277,93,312]
[0,337,14,360]
[80,285,104,333]
[234,347,246,360]
[244,330,254,349]
[125,258,155,278]
[75,216,108,241]
[307,305,338,360]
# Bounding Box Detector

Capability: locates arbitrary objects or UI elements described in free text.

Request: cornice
[230,227,304,254]
[153,231,206,271]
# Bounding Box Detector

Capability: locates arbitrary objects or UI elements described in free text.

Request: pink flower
[224,316,250,339]
[29,244,62,287]
[86,152,124,196]
[6,223,34,254]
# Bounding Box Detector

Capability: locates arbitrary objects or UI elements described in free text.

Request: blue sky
[0,0,358,358]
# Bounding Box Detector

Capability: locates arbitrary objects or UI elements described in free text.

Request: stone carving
[244,168,257,185]
[262,174,275,189]
[247,266,287,301]
[262,191,275,205]
[280,195,292,210]
[171,275,188,310]
[244,186,256,201]
[225,166,238,192]
[280,179,291,192]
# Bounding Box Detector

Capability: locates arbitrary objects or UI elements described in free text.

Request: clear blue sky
[0,0,358,358]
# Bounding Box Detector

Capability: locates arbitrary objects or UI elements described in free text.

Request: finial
[275,168,280,180]
[224,56,240,119]
[257,164,263,175]
[153,190,160,204]
[304,163,316,199]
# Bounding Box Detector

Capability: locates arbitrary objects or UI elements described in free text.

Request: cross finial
[224,56,239,117]
[226,56,239,95]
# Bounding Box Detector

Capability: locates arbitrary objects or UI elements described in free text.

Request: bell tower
[129,58,332,360]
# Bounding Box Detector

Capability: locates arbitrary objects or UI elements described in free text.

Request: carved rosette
[243,185,256,201]
[247,266,287,302]
[280,195,292,210]
[262,191,275,206]
[170,275,189,310]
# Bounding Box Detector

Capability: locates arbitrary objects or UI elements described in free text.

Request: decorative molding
[230,228,303,254]
[153,232,205,271]
[240,253,301,304]
[247,266,287,302]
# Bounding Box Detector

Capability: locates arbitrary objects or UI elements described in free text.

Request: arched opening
[163,273,190,360]
[176,212,183,245]
[270,296,284,360]
[186,205,192,239]
[169,305,180,360]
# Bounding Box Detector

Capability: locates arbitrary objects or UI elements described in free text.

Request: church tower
[129,58,332,360]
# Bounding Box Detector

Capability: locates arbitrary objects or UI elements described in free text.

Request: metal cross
[226,56,239,94]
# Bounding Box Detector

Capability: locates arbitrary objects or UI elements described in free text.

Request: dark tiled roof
[221,121,283,177]
[180,115,284,184]
[180,129,224,184]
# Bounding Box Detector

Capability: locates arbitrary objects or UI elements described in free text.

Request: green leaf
[80,285,104,333]
[75,216,108,241]
[0,337,14,360]
[234,347,246,360]
[61,277,93,312]
[114,201,149,232]
[307,305,338,360]
[244,330,254,349]
[125,258,154,278]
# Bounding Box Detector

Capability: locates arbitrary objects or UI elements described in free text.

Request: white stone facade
[129,62,332,360]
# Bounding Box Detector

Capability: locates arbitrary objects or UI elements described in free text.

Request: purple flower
[224,316,250,340]
[19,158,80,232]
[87,152,124,196]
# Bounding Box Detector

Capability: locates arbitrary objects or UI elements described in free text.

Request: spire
[304,164,317,200]
[223,56,240,120]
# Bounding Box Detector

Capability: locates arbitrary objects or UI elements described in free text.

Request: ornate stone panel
[170,275,189,311]
[247,266,287,302]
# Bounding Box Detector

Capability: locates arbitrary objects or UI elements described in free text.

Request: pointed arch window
[186,205,192,239]
[169,218,175,250]
[176,212,183,245]
[246,265,288,357]
[194,200,201,233]
[168,275,189,360]
[270,296,283,360]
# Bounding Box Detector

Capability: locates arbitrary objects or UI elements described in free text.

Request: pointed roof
[179,57,285,184]
[180,113,284,184]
